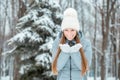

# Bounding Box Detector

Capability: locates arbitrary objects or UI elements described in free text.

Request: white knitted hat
[61,8,80,31]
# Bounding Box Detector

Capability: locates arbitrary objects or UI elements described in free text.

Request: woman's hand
[59,43,82,53]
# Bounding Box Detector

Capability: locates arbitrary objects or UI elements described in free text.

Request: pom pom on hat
[61,8,80,31]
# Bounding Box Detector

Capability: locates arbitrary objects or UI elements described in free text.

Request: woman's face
[63,28,77,41]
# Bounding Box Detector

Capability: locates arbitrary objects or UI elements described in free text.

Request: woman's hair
[52,32,88,76]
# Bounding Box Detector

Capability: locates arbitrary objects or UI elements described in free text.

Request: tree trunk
[116,1,120,79]
[115,30,119,80]
[110,4,116,77]
[80,0,84,33]
[13,0,26,80]
[18,0,26,18]
[93,2,97,79]
[100,0,117,79]
[13,55,20,80]
[101,0,110,80]
[118,46,120,80]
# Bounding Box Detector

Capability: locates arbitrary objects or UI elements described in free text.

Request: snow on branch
[7,27,43,46]
[92,46,103,55]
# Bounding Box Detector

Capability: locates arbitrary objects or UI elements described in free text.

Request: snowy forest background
[0,0,120,80]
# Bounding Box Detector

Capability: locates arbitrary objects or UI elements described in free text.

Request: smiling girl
[51,8,92,80]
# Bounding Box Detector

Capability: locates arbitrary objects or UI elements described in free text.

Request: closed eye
[71,29,75,31]
[64,29,68,31]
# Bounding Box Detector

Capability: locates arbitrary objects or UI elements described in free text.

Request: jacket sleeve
[50,35,69,71]
[83,39,92,68]
[78,31,93,68]
[50,36,60,62]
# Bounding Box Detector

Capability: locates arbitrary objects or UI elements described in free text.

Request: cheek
[64,32,69,36]
[64,33,76,40]
[72,32,77,36]
[72,34,76,39]
[72,34,76,37]
[63,31,77,40]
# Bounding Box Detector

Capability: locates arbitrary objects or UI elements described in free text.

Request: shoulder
[53,32,61,44]
[78,31,91,47]
[82,38,91,45]
[52,32,62,49]
[51,32,61,57]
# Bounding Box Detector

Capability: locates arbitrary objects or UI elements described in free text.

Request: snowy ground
[88,77,119,80]
[1,76,119,80]
[1,76,10,80]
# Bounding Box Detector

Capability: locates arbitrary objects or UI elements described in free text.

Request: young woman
[51,8,92,80]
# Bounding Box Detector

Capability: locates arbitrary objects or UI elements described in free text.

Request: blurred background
[0,0,120,80]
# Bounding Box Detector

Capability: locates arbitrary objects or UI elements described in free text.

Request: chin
[67,38,73,41]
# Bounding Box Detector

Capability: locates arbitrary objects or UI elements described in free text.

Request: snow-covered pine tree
[3,0,62,80]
